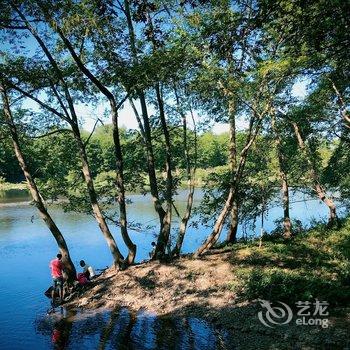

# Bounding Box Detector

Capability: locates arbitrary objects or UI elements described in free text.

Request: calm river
[0,189,342,349]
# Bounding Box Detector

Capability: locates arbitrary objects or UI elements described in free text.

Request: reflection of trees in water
[155,317,180,350]
[98,308,135,350]
[188,318,218,350]
[129,310,157,349]
[97,309,119,349]
[35,307,229,349]
[180,318,194,349]
[0,216,15,231]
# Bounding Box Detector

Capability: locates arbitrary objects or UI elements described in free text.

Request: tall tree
[184,1,289,254]
[4,1,125,266]
[291,117,339,227]
[123,0,170,258]
[271,110,292,238]
[172,87,198,257]
[41,5,137,264]
[0,83,76,280]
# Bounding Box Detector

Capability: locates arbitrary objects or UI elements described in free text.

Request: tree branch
[29,129,72,139]
[7,82,68,121]
[84,118,103,147]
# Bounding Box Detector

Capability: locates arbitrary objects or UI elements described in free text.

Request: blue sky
[20,78,308,135]
[78,79,308,133]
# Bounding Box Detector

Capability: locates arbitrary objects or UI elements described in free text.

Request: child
[149,241,156,259]
[79,260,95,280]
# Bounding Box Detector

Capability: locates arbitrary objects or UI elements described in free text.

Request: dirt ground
[66,252,350,349]
[68,252,235,313]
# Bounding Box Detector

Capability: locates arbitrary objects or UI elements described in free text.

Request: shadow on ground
[226,223,350,305]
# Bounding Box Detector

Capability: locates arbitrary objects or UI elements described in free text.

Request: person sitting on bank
[49,253,64,303]
[79,260,95,280]
[149,241,156,259]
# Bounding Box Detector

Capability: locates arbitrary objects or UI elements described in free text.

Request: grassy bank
[67,218,350,348]
[0,180,27,191]
[228,218,350,305]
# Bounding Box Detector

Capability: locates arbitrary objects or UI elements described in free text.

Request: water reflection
[35,307,230,350]
[51,314,74,350]
[0,189,30,204]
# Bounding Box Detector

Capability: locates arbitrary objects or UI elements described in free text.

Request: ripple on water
[33,307,231,350]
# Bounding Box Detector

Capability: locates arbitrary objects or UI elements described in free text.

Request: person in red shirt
[49,253,65,303]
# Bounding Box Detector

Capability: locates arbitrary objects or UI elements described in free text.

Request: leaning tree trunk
[172,98,197,257]
[154,84,173,257]
[195,189,234,257]
[11,4,127,267]
[71,124,125,267]
[272,114,292,238]
[130,93,168,257]
[172,185,195,257]
[111,109,136,265]
[138,92,167,237]
[124,0,167,259]
[145,11,177,257]
[1,84,76,280]
[292,122,338,228]
[227,198,239,242]
[329,79,350,130]
[195,112,264,256]
[226,99,239,243]
[54,24,137,265]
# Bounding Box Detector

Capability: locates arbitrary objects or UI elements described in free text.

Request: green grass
[228,218,350,306]
[0,179,27,191]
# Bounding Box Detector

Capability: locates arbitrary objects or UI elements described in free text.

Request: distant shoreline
[0,182,28,191]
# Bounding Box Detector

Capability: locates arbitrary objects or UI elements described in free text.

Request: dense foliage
[0,0,348,266]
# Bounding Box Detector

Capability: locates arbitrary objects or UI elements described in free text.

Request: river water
[0,188,343,349]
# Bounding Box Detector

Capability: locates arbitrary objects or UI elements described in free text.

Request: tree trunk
[329,79,350,130]
[195,112,264,256]
[226,97,239,243]
[227,198,239,243]
[154,84,172,257]
[271,113,292,238]
[173,186,195,257]
[281,172,292,238]
[130,92,167,259]
[124,0,167,258]
[195,189,234,257]
[145,7,174,255]
[11,5,127,267]
[71,124,125,266]
[54,25,137,265]
[138,91,167,232]
[1,84,76,280]
[292,122,338,228]
[172,98,197,257]
[111,109,136,264]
